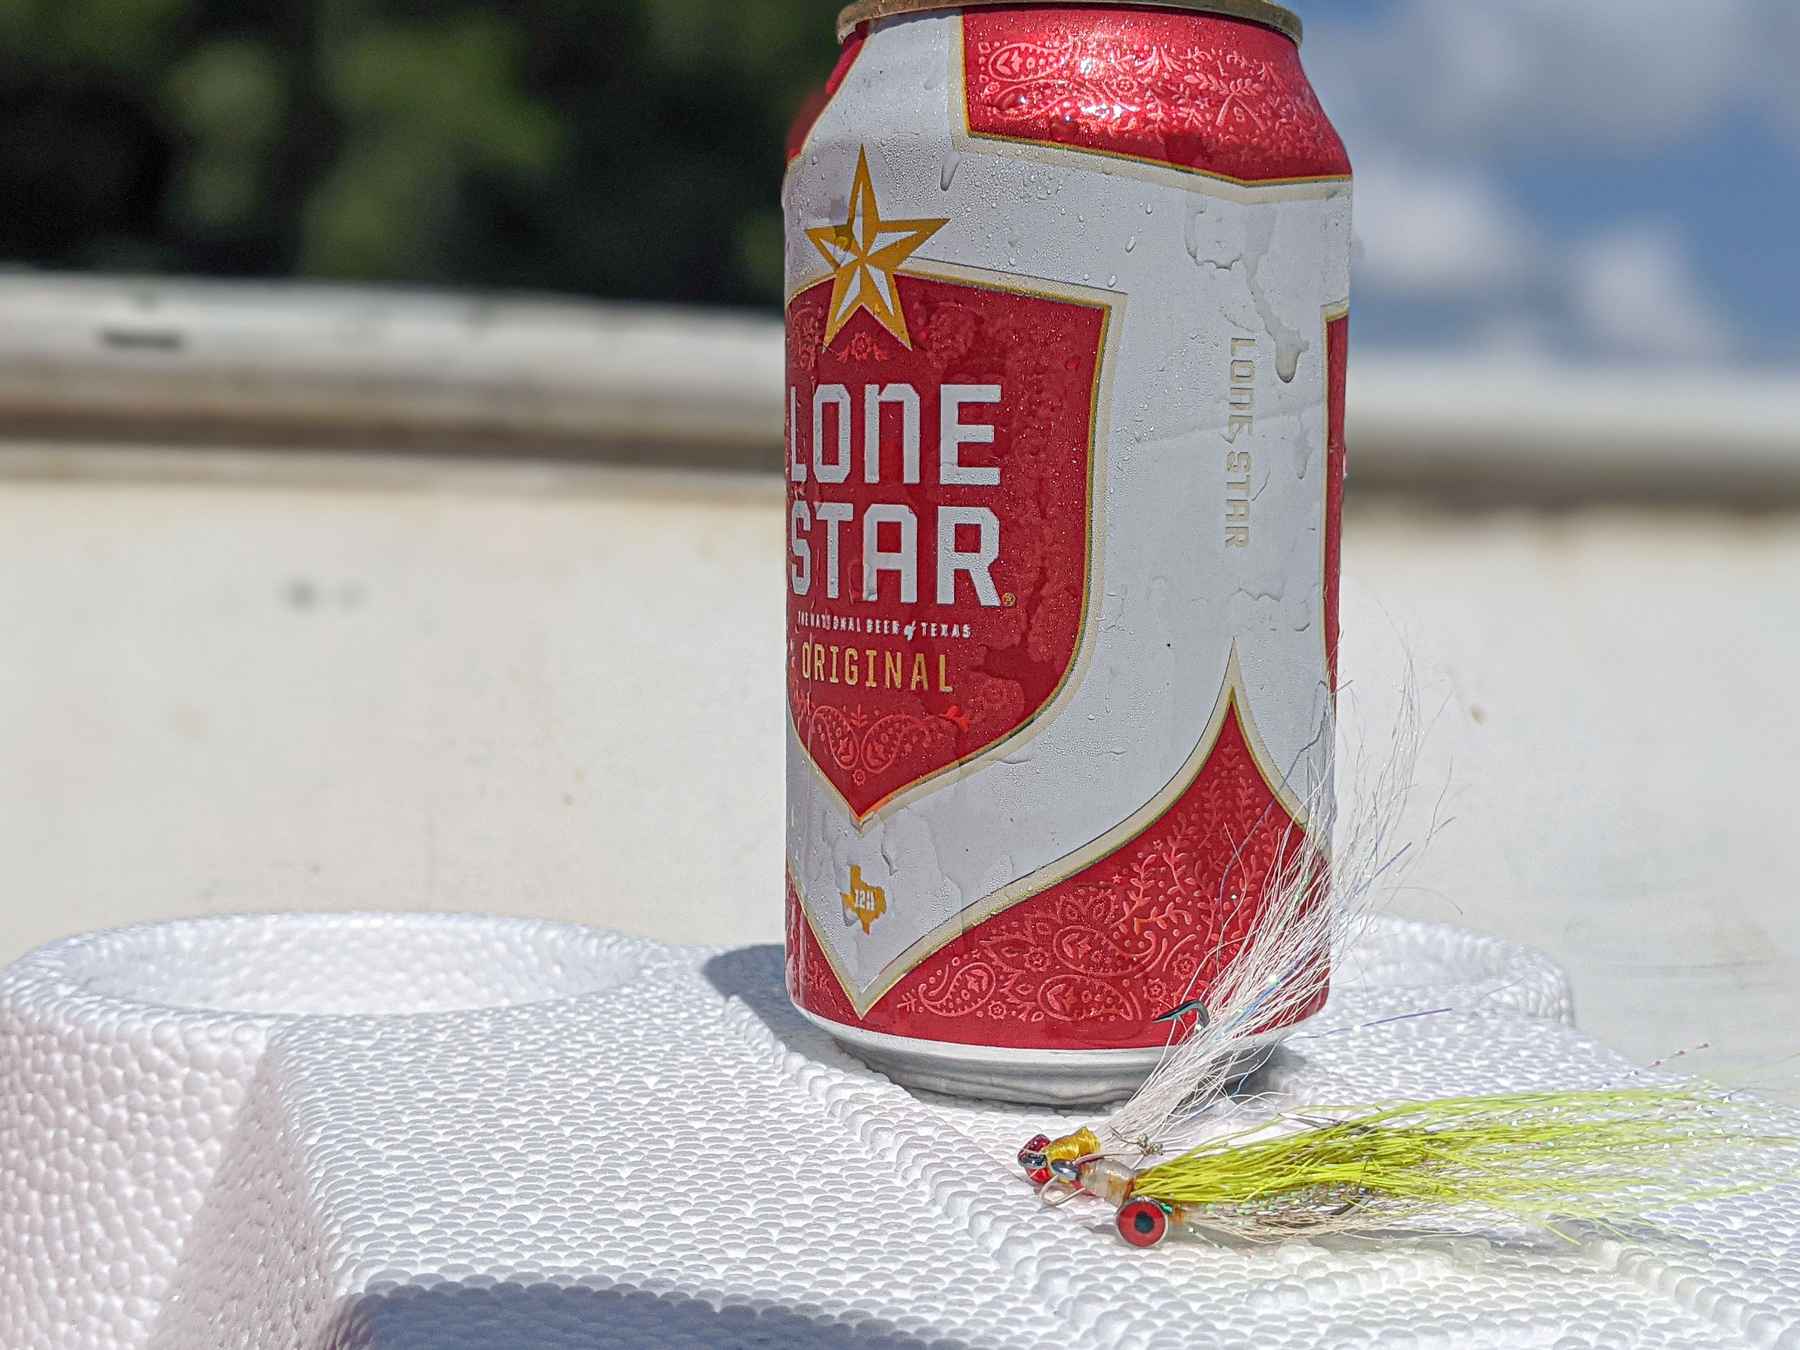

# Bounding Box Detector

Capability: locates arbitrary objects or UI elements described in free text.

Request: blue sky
[1300,0,1800,367]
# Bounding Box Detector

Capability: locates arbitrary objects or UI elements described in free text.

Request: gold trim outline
[784,258,1120,830]
[803,645,1319,1017]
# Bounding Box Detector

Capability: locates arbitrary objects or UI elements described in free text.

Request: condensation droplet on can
[1183,202,1206,263]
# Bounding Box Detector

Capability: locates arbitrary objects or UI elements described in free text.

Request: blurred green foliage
[0,0,841,305]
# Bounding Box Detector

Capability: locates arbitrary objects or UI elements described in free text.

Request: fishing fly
[1020,677,1429,1184]
[1013,687,1795,1247]
[1022,1088,1790,1248]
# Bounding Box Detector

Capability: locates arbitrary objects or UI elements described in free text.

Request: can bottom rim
[796,1005,1310,1106]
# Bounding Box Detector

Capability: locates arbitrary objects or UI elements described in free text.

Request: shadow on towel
[320,1279,967,1349]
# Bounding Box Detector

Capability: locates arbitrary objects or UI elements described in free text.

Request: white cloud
[1351,157,1537,297]
[1347,185,1738,364]
[1311,0,1773,154]
[1302,2,1777,363]
[1568,223,1734,361]
[1303,2,1778,363]
[1467,313,1560,367]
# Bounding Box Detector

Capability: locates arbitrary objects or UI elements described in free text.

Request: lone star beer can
[783,0,1350,1102]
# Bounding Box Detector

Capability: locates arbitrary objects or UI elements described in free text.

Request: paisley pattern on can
[785,271,1106,822]
[786,702,1328,1049]
[962,7,1350,184]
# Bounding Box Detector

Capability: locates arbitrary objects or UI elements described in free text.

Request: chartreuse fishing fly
[1011,686,1793,1246]
[1016,1088,1791,1248]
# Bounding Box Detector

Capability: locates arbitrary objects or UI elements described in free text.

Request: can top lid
[837,0,1304,45]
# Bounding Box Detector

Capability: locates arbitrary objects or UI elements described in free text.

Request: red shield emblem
[785,269,1108,822]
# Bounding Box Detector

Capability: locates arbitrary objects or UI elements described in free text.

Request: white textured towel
[0,913,1795,1349]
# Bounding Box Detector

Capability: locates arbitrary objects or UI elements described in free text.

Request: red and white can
[783,0,1351,1102]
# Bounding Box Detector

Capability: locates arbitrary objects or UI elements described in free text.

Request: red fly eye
[1018,1134,1051,1166]
[1117,1198,1169,1248]
[1026,1166,1052,1186]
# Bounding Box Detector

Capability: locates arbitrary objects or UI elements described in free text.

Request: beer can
[783,0,1351,1102]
